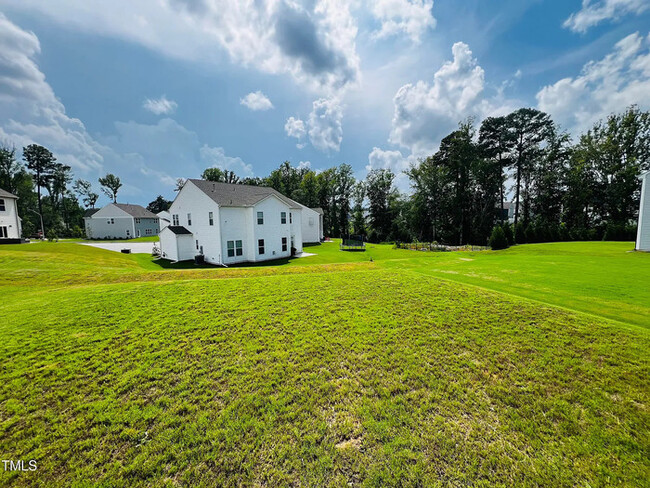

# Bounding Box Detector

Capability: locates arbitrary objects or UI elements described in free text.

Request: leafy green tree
[98,173,122,203]
[351,181,366,236]
[201,167,240,183]
[335,164,355,237]
[72,179,99,208]
[146,195,172,213]
[23,144,57,226]
[479,116,514,224]
[505,108,554,228]
[366,168,395,242]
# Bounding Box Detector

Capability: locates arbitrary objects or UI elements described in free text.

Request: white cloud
[199,145,254,177]
[564,0,649,33]
[2,0,361,94]
[143,95,178,115]
[389,42,487,156]
[308,97,344,152]
[0,13,105,174]
[366,146,413,192]
[285,116,306,139]
[297,160,311,169]
[536,32,650,134]
[240,91,274,111]
[371,0,436,43]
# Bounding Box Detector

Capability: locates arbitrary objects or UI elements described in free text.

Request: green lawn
[0,241,648,486]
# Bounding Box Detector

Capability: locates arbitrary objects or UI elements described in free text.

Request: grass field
[1,240,648,486]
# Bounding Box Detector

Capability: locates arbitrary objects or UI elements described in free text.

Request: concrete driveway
[80,242,156,254]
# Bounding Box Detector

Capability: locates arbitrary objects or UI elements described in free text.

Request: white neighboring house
[297,203,324,244]
[84,203,160,239]
[159,179,303,264]
[0,188,22,240]
[636,170,650,251]
[157,210,171,230]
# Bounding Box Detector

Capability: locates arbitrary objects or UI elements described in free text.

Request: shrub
[489,225,509,250]
[502,224,514,245]
[514,222,526,244]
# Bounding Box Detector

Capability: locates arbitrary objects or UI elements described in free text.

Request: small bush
[502,224,514,245]
[514,222,526,244]
[489,226,509,250]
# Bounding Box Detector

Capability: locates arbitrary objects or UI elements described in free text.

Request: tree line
[0,143,124,238]
[2,105,648,245]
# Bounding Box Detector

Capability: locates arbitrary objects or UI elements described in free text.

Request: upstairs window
[0,199,5,211]
[257,211,264,225]
[258,239,265,255]
[282,237,288,252]
[209,211,214,226]
[172,214,179,226]
[289,212,292,224]
[135,218,141,224]
[281,211,287,224]
[187,213,192,226]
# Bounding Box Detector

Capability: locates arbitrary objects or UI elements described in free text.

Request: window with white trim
[209,211,214,226]
[282,237,288,252]
[172,214,179,226]
[135,218,141,224]
[281,211,286,224]
[257,211,264,225]
[0,199,5,211]
[258,239,265,255]
[227,240,243,257]
[146,229,152,235]
[187,213,192,226]
[289,212,292,224]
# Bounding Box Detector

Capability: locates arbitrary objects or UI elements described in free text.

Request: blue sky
[0,0,649,205]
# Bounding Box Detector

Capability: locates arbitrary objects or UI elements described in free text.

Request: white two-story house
[0,188,22,241]
[84,203,160,239]
[159,179,304,265]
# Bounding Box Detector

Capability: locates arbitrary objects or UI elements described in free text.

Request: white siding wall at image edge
[0,196,21,238]
[636,171,650,251]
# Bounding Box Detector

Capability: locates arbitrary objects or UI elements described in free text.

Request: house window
[146,229,152,235]
[282,237,288,252]
[0,199,5,211]
[126,229,130,237]
[281,211,287,224]
[172,214,179,226]
[135,218,141,224]
[209,211,214,226]
[289,212,292,224]
[0,226,8,238]
[187,213,192,226]
[227,240,243,257]
[258,239,265,255]
[257,211,264,225]
[196,240,199,250]
[154,218,158,224]
[110,218,115,224]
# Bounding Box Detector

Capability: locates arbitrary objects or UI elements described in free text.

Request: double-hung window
[258,239,265,255]
[209,211,214,226]
[281,211,287,224]
[172,214,179,226]
[135,218,141,224]
[146,229,152,235]
[289,212,292,224]
[0,199,5,211]
[187,213,192,226]
[257,211,264,225]
[227,240,243,257]
[282,237,288,252]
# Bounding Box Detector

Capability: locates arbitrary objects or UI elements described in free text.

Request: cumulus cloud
[308,97,344,152]
[297,160,311,169]
[3,0,361,93]
[366,147,414,192]
[0,13,104,174]
[564,0,649,33]
[240,91,274,111]
[199,145,254,177]
[284,116,306,139]
[389,42,491,156]
[536,32,650,134]
[371,0,436,43]
[143,95,178,115]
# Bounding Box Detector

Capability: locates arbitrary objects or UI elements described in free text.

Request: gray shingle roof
[113,203,158,218]
[84,208,100,218]
[188,179,301,209]
[0,188,17,199]
[312,207,324,215]
[166,226,192,235]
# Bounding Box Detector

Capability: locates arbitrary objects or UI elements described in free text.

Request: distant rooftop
[112,203,158,218]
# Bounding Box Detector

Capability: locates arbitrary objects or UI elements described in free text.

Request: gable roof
[84,208,100,218]
[311,207,324,215]
[113,203,158,218]
[0,188,17,199]
[187,179,301,209]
